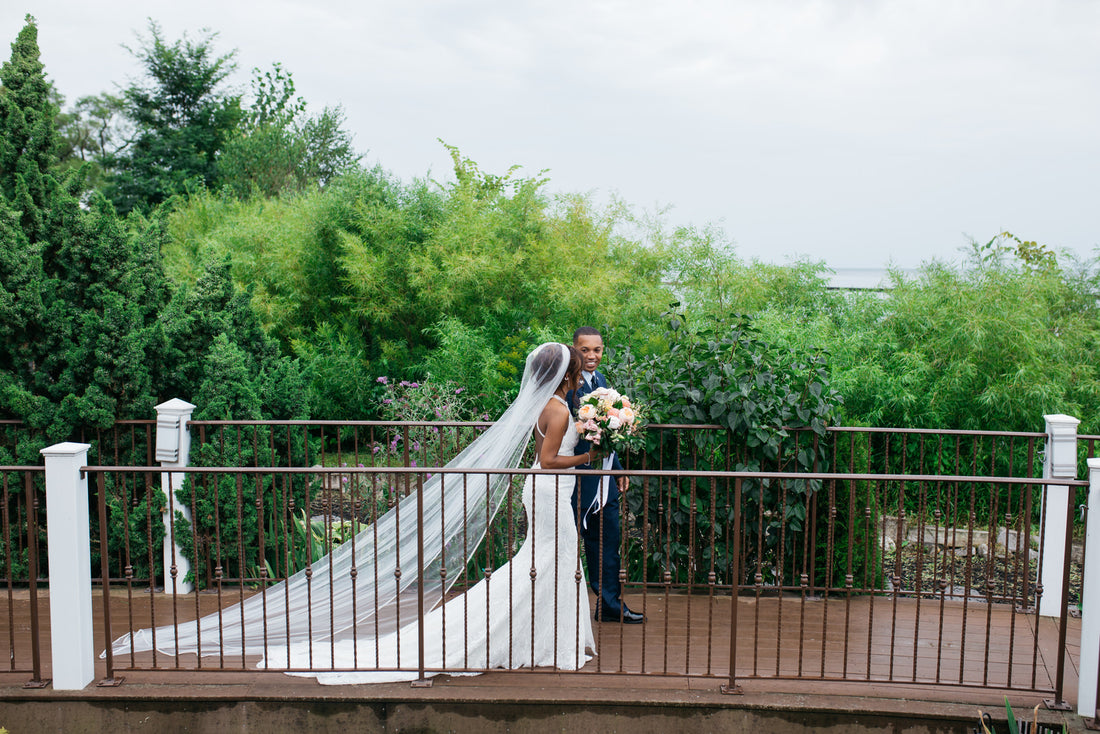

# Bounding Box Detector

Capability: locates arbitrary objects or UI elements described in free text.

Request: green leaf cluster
[163,148,670,417]
[612,305,844,585]
[217,63,359,199]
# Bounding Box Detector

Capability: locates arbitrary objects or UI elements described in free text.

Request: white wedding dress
[266,400,596,684]
[107,343,589,684]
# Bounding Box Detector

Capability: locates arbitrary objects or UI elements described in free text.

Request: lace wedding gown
[267,401,596,684]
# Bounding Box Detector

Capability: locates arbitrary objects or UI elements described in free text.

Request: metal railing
[1,418,1084,699]
[84,461,1081,701]
[183,422,1062,599]
[0,420,155,466]
[0,466,48,687]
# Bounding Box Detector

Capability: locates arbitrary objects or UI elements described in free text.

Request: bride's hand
[587,443,610,465]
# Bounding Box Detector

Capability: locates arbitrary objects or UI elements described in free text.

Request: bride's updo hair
[530,343,582,388]
[530,343,565,387]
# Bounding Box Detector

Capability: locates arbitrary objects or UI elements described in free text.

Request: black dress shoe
[595,605,645,624]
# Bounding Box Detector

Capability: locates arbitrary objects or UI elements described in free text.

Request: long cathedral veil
[109,342,573,659]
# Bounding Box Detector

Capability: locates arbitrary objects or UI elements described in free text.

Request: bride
[110,342,597,684]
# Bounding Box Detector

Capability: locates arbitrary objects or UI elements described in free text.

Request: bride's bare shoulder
[539,397,570,425]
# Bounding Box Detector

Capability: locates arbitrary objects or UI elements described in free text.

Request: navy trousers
[572,468,625,614]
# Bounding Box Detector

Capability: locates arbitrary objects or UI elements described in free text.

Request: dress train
[264,463,595,684]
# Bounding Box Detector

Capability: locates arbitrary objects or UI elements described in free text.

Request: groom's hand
[617,476,629,494]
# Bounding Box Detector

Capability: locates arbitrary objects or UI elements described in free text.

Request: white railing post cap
[1045,414,1082,429]
[156,398,196,414]
[40,442,92,457]
[1044,414,1081,479]
[156,399,196,464]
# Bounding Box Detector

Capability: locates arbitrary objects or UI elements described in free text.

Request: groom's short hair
[573,326,601,343]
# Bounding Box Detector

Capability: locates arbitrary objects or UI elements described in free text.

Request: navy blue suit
[566,370,628,616]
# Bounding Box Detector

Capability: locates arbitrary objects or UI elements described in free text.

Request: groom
[566,326,644,624]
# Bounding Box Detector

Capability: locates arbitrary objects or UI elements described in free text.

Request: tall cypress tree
[0,16,167,449]
[0,15,55,244]
[0,16,54,446]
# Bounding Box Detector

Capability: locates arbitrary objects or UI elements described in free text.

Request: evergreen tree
[0,16,58,452]
[101,21,241,214]
[0,15,56,244]
[0,18,168,448]
[0,17,52,385]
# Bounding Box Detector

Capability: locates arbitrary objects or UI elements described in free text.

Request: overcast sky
[4,1,1099,268]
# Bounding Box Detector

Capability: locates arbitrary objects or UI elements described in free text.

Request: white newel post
[41,442,95,690]
[1039,413,1080,618]
[156,398,196,594]
[1078,458,1100,716]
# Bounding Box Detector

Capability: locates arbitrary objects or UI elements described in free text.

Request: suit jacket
[566,370,624,506]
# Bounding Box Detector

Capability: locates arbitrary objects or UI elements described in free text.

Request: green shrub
[612,305,844,588]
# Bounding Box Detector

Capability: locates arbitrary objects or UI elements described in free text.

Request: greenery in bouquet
[575,387,645,455]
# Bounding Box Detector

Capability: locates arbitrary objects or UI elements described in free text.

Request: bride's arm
[537,405,593,470]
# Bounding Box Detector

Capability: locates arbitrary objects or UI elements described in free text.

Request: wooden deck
[0,588,1088,733]
[0,587,1081,698]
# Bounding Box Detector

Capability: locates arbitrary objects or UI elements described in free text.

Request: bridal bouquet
[575,387,645,455]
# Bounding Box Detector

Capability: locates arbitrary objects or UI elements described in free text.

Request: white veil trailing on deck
[108,343,573,660]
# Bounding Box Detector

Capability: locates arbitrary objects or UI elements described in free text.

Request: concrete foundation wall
[0,698,1076,734]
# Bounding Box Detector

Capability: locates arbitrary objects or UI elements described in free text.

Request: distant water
[826,267,918,291]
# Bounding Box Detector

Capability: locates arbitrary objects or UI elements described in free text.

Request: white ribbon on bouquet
[582,451,616,530]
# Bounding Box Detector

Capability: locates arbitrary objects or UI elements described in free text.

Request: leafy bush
[612,305,844,588]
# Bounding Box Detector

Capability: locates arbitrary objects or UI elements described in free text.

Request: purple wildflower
[376,376,388,385]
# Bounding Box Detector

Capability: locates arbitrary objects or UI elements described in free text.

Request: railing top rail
[0,465,44,472]
[186,420,734,430]
[823,425,1046,438]
[82,464,1086,487]
[184,419,1049,439]
[188,419,494,428]
[0,419,154,426]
